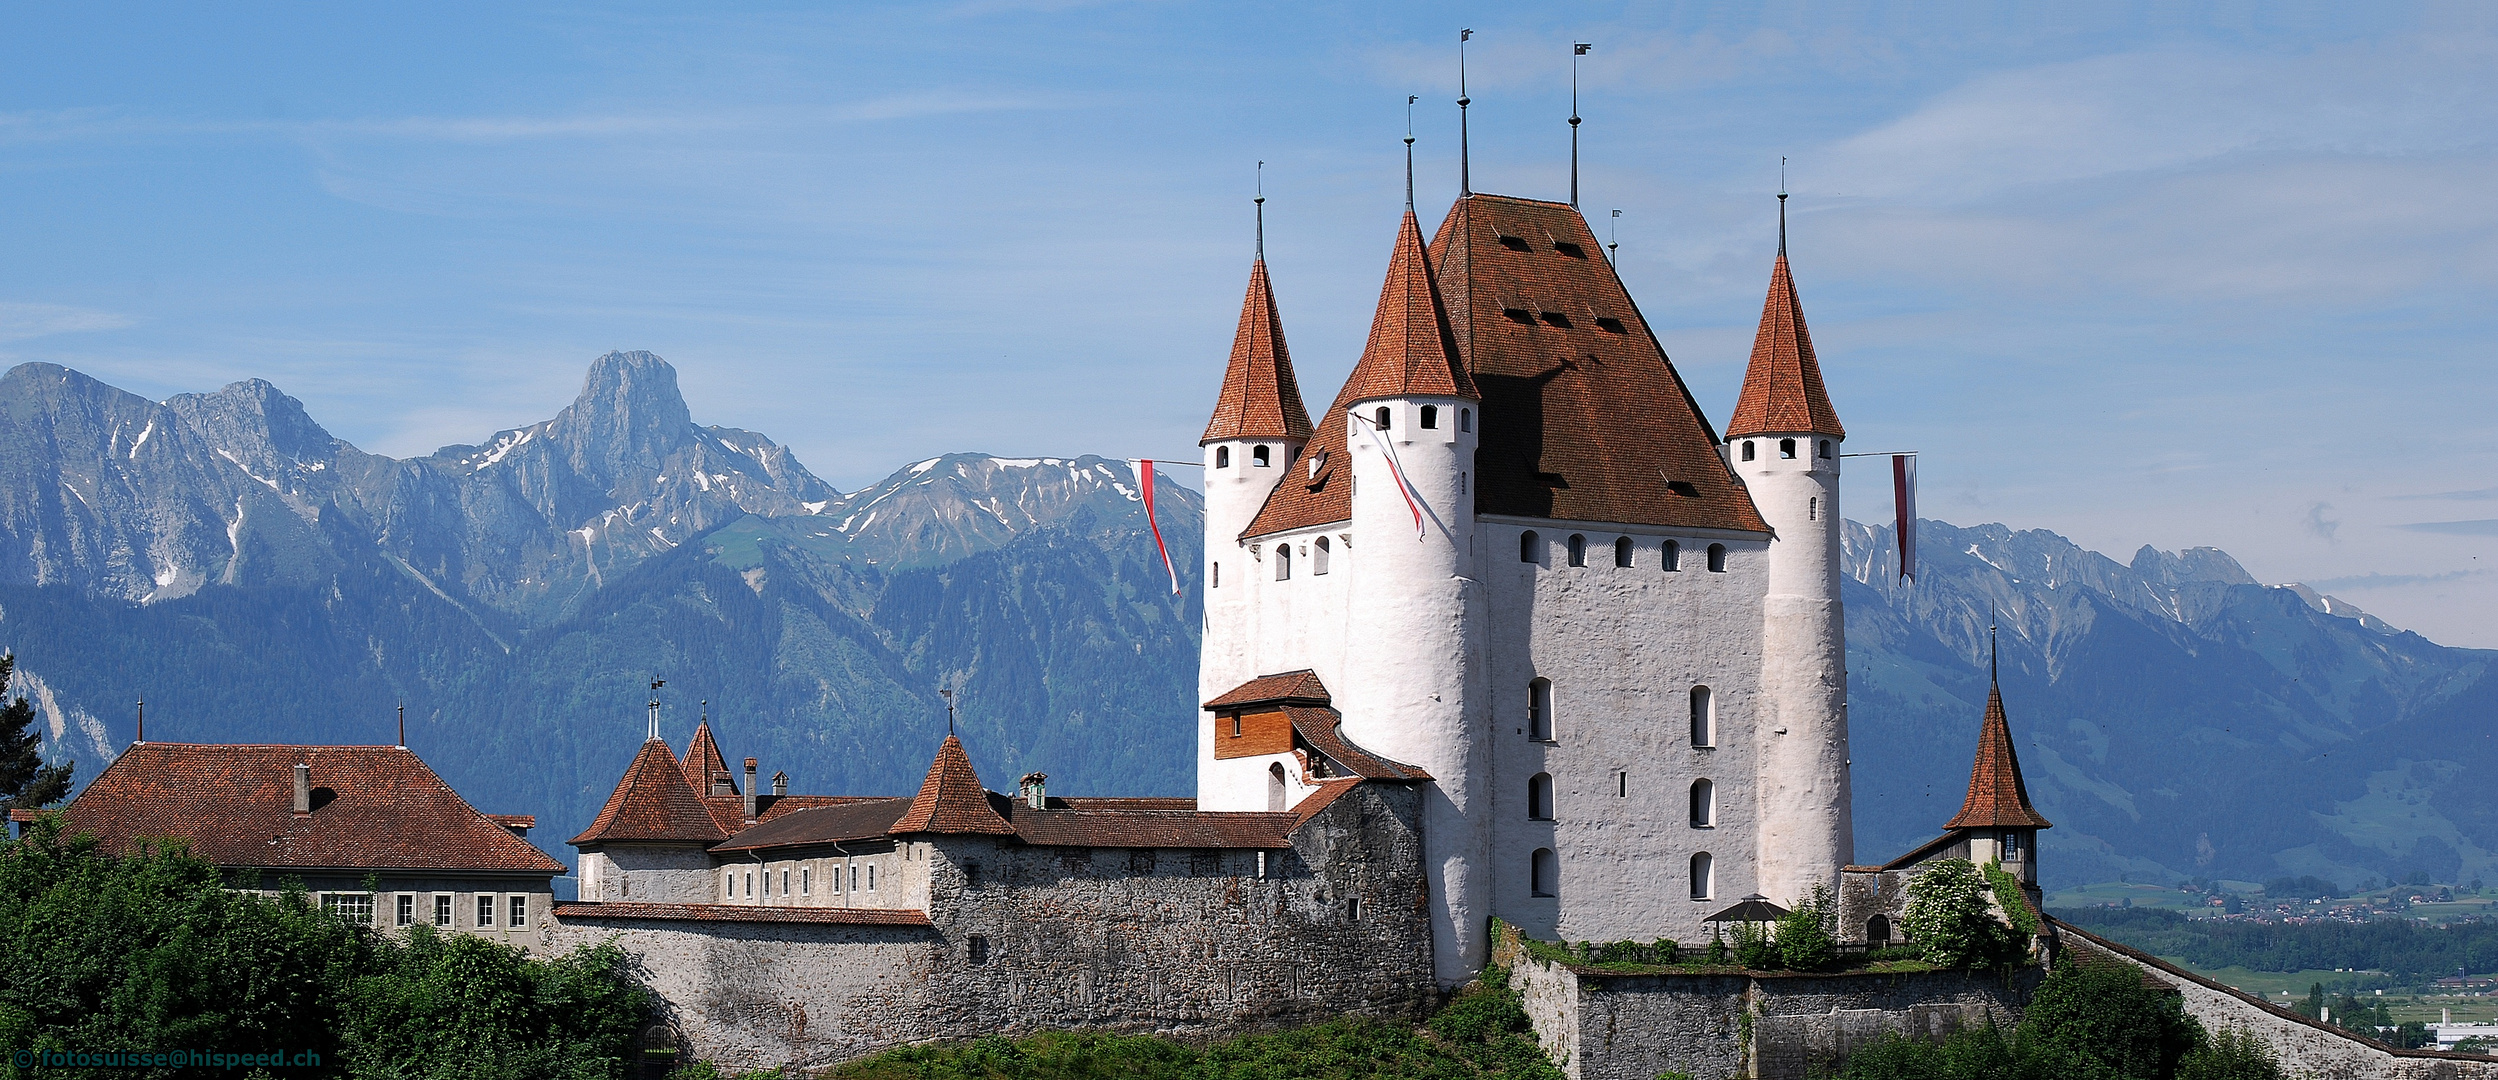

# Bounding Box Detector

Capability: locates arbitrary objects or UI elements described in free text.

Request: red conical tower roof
[1342,211,1477,404]
[681,720,734,795]
[1202,258,1314,445]
[1945,682,2052,831]
[890,735,1015,835]
[571,738,731,846]
[1727,215,1844,439]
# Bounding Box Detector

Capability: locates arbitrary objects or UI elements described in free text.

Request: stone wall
[553,782,1435,1071]
[2058,921,2498,1080]
[1497,924,2025,1080]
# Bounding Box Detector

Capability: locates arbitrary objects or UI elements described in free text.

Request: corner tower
[1726,194,1854,906]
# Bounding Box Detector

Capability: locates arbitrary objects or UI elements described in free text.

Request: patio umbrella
[1704,894,1789,925]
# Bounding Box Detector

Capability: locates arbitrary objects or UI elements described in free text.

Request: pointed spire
[1945,634,2052,832]
[1726,191,1845,440]
[1340,211,1477,404]
[1458,29,1473,197]
[681,717,733,795]
[1201,212,1314,445]
[571,737,730,845]
[891,734,1016,835]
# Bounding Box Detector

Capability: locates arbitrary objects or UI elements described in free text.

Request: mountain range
[0,353,2488,892]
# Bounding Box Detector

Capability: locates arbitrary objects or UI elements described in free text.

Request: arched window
[1867,915,1892,945]
[1253,444,1271,467]
[1375,406,1392,430]
[1520,531,1540,564]
[1663,540,1681,572]
[1819,440,1834,459]
[1690,686,1714,747]
[1212,562,1220,588]
[1420,405,1439,429]
[1706,544,1727,573]
[1809,496,1818,521]
[1567,534,1586,566]
[1313,536,1331,575]
[1268,763,1287,812]
[1614,537,1633,567]
[1531,849,1558,898]
[1690,779,1715,828]
[1215,446,1231,469]
[1528,773,1555,820]
[1690,853,1714,900]
[1276,545,1292,580]
[1741,441,1756,461]
[1528,678,1554,741]
[1460,408,1472,432]
[1780,438,1797,459]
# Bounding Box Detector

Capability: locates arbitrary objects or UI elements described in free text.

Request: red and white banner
[1892,453,1918,581]
[1135,460,1181,595]
[1353,410,1427,538]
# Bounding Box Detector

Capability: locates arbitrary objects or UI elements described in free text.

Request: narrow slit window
[1531,848,1558,897]
[1460,408,1472,432]
[1707,544,1728,573]
[1690,853,1714,900]
[1690,686,1714,747]
[1276,544,1292,580]
[1741,441,1756,462]
[1809,497,1818,521]
[1215,446,1231,469]
[1614,537,1633,567]
[1528,678,1554,741]
[1528,773,1555,820]
[1211,562,1220,588]
[1374,406,1392,431]
[1690,779,1715,828]
[1819,440,1833,459]
[1520,530,1540,564]
[1663,540,1681,572]
[1313,536,1331,575]
[1268,763,1287,812]
[1420,405,1438,429]
[1617,771,1628,798]
[1567,534,1586,567]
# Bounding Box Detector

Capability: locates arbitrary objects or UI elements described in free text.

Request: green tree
[2023,958,2203,1080]
[2174,1026,2284,1080]
[1776,886,1838,972]
[1902,860,2012,969]
[0,655,72,812]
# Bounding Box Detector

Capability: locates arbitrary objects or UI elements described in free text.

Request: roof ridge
[890,735,1015,836]
[572,738,731,846]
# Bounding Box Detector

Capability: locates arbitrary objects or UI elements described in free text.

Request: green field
[2046,882,2211,910]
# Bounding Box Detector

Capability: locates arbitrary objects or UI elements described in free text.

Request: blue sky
[3,3,2493,646]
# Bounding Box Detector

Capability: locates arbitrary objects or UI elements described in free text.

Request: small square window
[434,894,452,927]
[477,895,495,927]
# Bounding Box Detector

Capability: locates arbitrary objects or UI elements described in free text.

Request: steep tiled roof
[1244,212,1477,539]
[1285,707,1430,782]
[572,739,731,846]
[709,798,913,852]
[1204,669,1332,709]
[45,743,563,874]
[1435,195,1768,532]
[1201,259,1315,445]
[1944,684,2053,830]
[681,722,734,796]
[552,902,932,927]
[1726,247,1845,439]
[889,735,1015,835]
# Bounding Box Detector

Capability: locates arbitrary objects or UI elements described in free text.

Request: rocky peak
[2130,543,2257,587]
[549,350,696,482]
[164,379,349,484]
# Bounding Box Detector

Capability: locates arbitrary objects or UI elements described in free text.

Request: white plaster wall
[1729,432,1853,907]
[715,840,915,910]
[1199,517,1356,812]
[1199,435,1304,812]
[584,844,718,904]
[1482,519,1774,946]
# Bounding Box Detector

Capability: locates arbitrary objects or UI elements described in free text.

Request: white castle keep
[1195,190,1852,986]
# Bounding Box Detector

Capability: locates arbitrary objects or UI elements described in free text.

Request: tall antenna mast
[1570,42,1591,207]
[1458,29,1473,197]
[646,676,666,741]
[1255,161,1266,260]
[1405,95,1418,211]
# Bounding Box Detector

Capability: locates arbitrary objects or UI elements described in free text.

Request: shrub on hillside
[2173,1026,2285,1080]
[1903,860,2014,969]
[1776,886,1838,972]
[2021,957,2203,1080]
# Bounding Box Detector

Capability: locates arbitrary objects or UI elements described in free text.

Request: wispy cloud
[2390,487,2498,501]
[2307,570,2489,591]
[2395,519,2498,536]
[0,302,134,343]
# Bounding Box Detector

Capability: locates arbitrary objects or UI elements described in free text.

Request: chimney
[292,762,311,814]
[743,758,759,821]
[771,771,788,797]
[1018,772,1048,811]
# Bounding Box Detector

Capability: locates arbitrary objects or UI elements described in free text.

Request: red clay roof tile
[1203,669,1332,709]
[1944,684,2053,831]
[681,721,735,797]
[1202,259,1316,445]
[890,735,1016,836]
[572,738,732,846]
[1726,251,1845,439]
[1285,706,1430,782]
[1003,806,1296,849]
[48,743,563,874]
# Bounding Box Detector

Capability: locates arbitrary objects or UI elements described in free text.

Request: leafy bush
[0,817,651,1079]
[2173,1026,2285,1080]
[1903,860,2013,969]
[1831,1024,2117,1080]
[1730,921,1781,970]
[2022,958,2202,1080]
[1777,887,1838,972]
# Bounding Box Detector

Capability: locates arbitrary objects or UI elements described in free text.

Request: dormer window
[1504,308,1535,324]
[1539,312,1572,328]
[1553,241,1586,258]
[1595,317,1626,334]
[1499,234,1533,253]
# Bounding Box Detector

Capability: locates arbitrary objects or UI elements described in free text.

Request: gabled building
[16,741,564,949]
